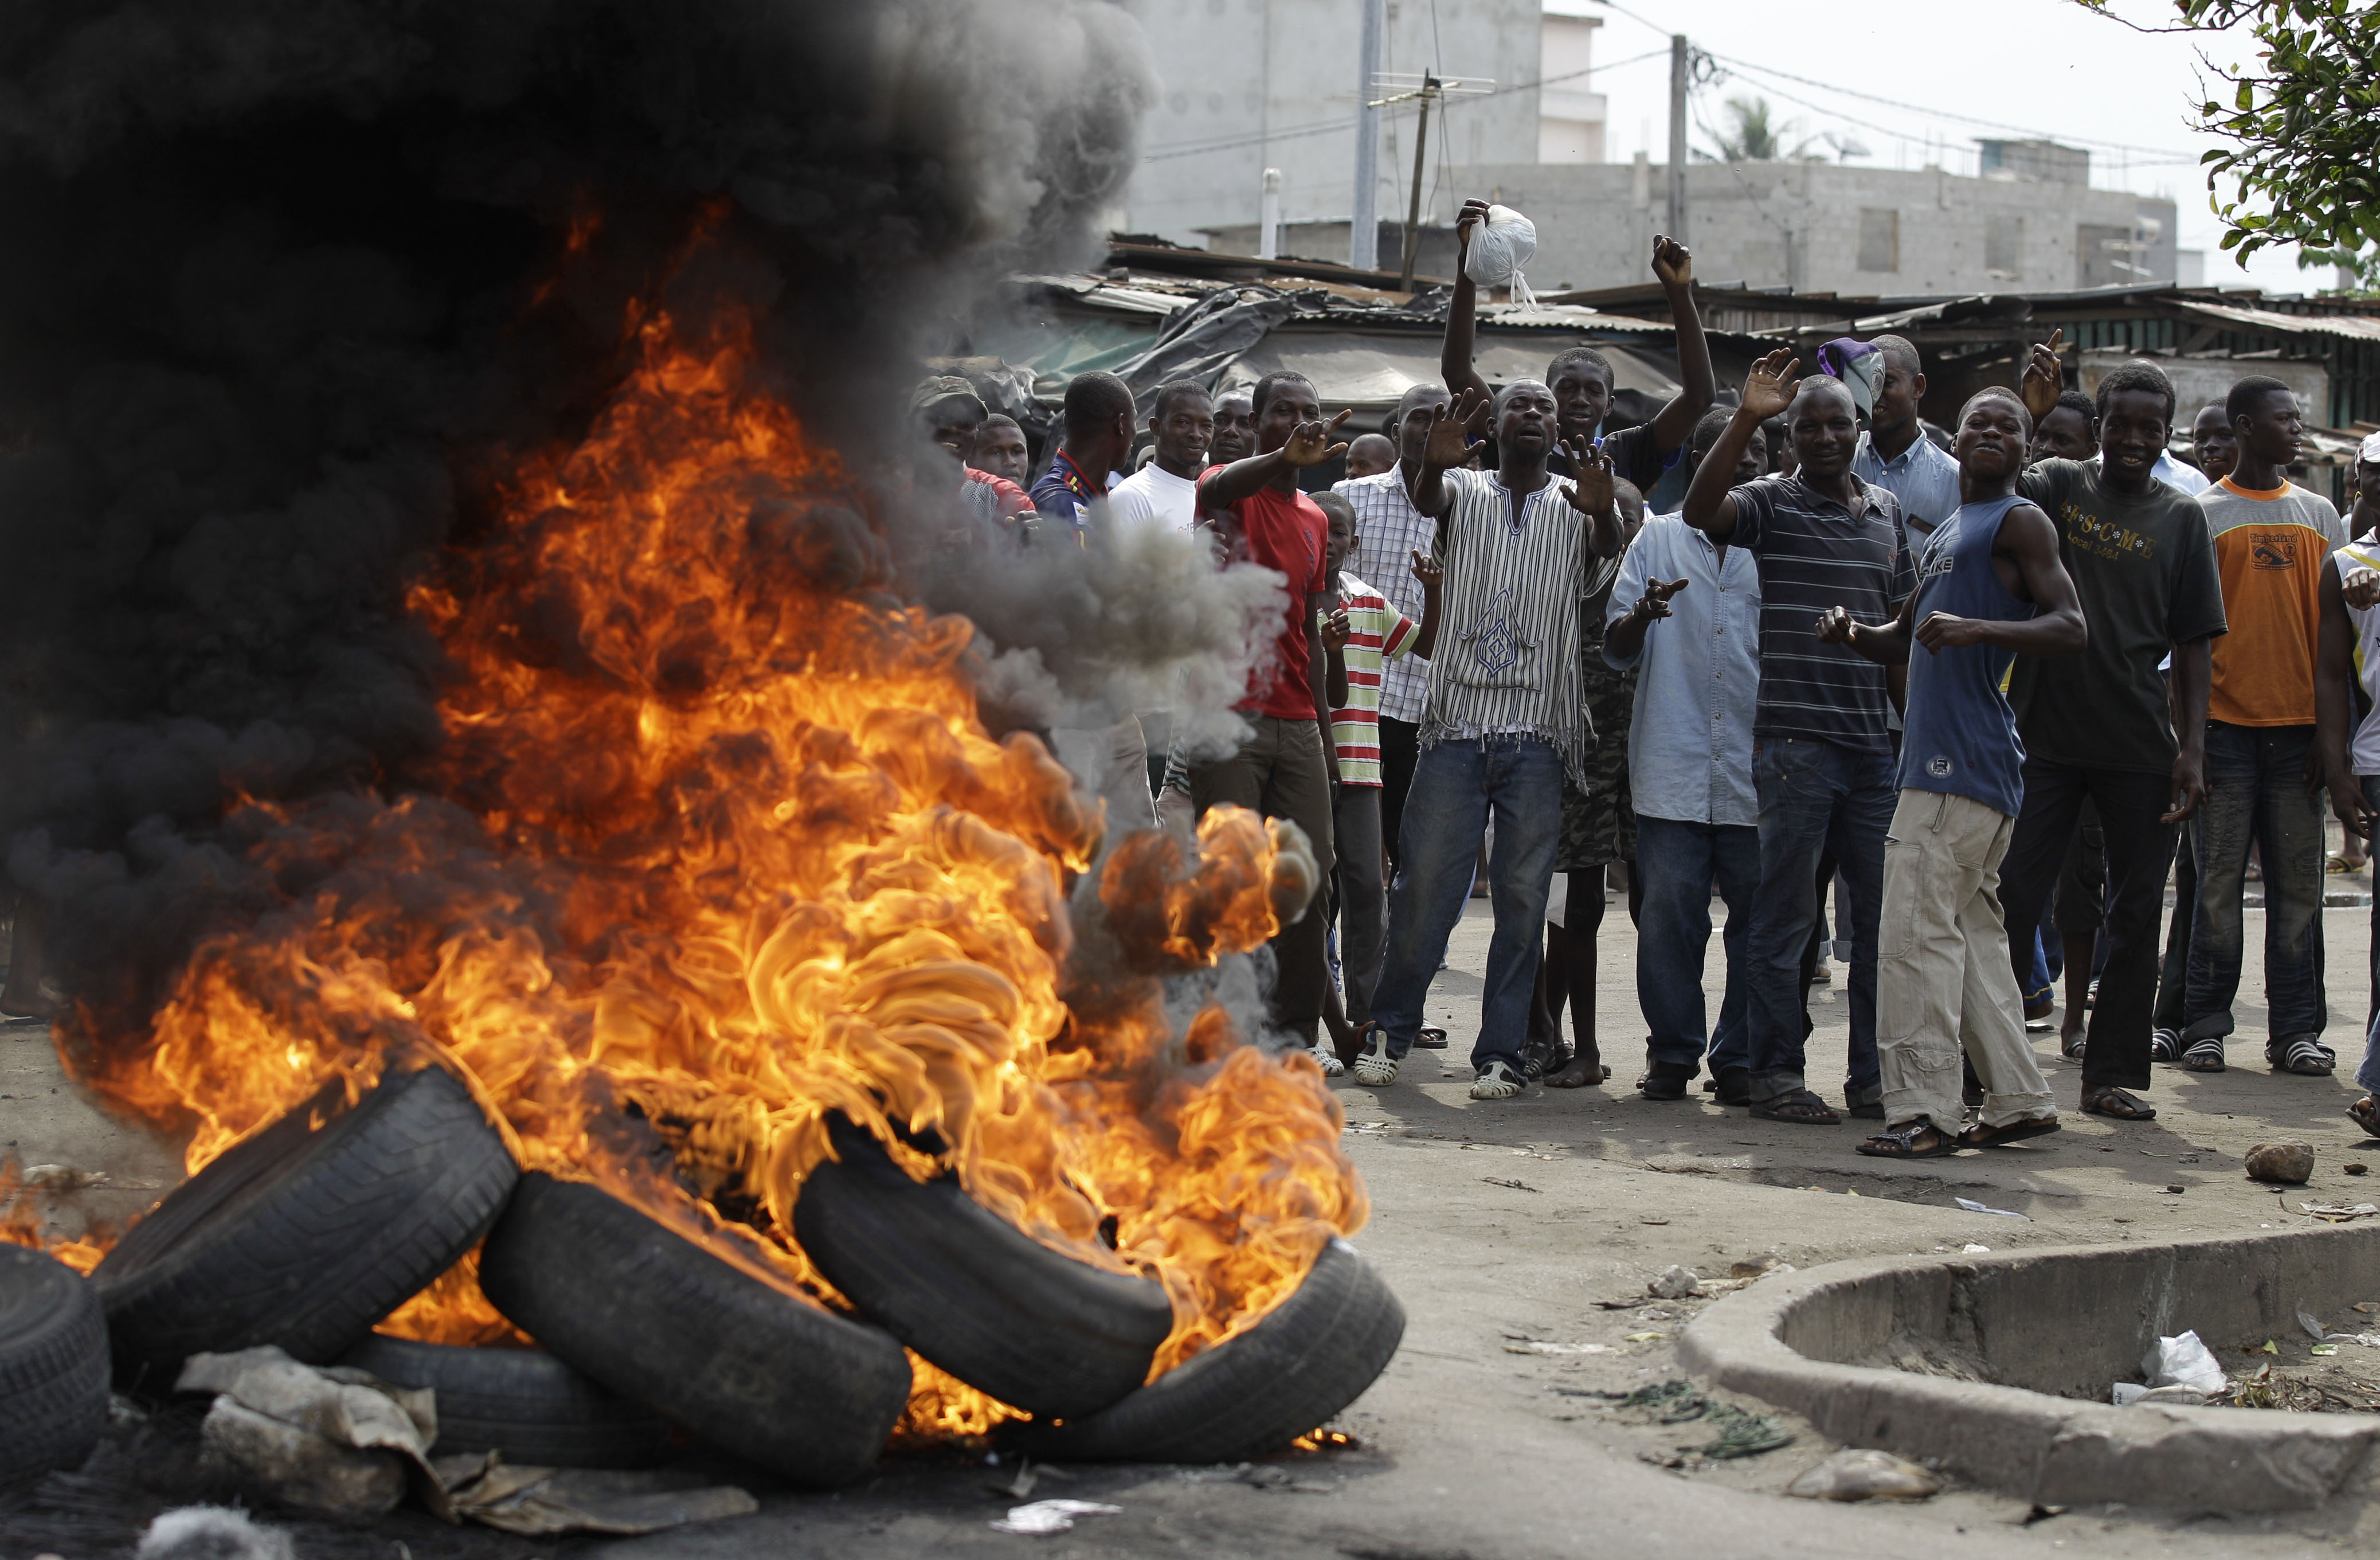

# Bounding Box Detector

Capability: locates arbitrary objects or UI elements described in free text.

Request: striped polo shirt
[1319,570,1419,785]
[1419,466,1595,786]
[1728,472,1913,753]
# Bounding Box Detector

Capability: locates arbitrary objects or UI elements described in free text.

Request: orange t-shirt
[2199,477,2346,726]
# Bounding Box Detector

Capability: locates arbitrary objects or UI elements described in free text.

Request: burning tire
[342,1335,671,1469]
[94,1066,518,1388]
[0,1246,109,1483]
[792,1115,1174,1420]
[1012,1238,1402,1464]
[477,1172,910,1487]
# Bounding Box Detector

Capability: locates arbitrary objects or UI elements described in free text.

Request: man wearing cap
[914,375,1033,535]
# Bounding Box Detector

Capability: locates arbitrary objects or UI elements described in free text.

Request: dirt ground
[9,890,2380,1559]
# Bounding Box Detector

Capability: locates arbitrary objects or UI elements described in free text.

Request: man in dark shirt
[2009,346,2226,1120]
[1028,370,1135,533]
[1681,351,1913,1124]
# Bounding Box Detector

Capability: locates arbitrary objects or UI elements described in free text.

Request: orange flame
[61,235,1366,1417]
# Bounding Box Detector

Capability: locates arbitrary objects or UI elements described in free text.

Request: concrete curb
[1678,1224,2380,1512]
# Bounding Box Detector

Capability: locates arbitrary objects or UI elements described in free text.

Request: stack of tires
[2,1065,1401,1489]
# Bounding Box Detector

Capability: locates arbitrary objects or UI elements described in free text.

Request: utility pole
[1399,75,1438,291]
[1258,168,1282,260]
[1350,0,1383,270]
[1666,34,1689,242]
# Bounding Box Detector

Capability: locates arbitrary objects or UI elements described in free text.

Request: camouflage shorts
[1557,654,1638,871]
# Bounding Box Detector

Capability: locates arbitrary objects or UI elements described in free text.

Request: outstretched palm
[1282,408,1355,468]
[1559,436,1615,517]
[1422,388,1491,468]
[1740,349,1802,422]
[2021,327,2066,423]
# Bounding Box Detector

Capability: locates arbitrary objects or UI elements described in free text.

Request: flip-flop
[1961,1115,2062,1148]
[1855,1121,1958,1158]
[2081,1086,2156,1121]
[1749,1087,1840,1125]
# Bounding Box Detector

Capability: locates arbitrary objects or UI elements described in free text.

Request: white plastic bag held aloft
[1463,204,1539,308]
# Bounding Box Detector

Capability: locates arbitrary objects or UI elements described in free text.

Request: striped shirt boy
[1320,572,1420,785]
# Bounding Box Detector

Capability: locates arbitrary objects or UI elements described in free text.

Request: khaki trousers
[1051,718,1156,839]
[1878,788,2055,1132]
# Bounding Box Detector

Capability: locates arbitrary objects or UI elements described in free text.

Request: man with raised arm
[1190,372,1351,1057]
[1813,389,2089,1158]
[1351,384,1624,1101]
[2005,341,2226,1121]
[1679,351,1913,1126]
[1440,204,1714,505]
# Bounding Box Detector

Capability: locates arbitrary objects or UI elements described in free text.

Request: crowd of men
[915,198,2380,1156]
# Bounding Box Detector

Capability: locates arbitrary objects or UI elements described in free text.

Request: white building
[1113,0,1581,257]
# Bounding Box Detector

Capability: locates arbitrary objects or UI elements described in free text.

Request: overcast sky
[1544,0,2318,295]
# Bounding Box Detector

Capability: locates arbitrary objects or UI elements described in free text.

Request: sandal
[2267,1037,2336,1076]
[2060,1032,2087,1063]
[2149,1028,2179,1064]
[1855,1121,1958,1158]
[1961,1115,2062,1148]
[2081,1085,2156,1121]
[2181,1038,2226,1073]
[1413,1026,1449,1050]
[1749,1087,1841,1125]
[2349,1096,2380,1141]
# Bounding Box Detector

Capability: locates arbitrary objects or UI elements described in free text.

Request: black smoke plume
[0,1,1157,1057]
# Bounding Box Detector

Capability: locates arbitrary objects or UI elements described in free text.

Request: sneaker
[1308,1043,1345,1078]
[1470,1060,1525,1100]
[1350,1024,1400,1086]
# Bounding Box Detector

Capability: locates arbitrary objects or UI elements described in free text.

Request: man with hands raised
[1813,390,2087,1158]
[1680,350,1913,1126]
[1191,370,1352,1052]
[1352,381,1626,1101]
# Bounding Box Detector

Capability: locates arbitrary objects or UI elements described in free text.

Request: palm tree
[1707,96,1815,162]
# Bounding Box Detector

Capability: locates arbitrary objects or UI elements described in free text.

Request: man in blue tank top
[1814,390,2090,1157]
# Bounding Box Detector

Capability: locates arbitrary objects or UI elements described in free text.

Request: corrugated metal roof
[2175,298,2380,342]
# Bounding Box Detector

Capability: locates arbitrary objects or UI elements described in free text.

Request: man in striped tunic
[1351,384,1626,1100]
[1681,351,1915,1126]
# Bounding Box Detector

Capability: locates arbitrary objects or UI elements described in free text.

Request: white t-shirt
[1106,463,1201,531]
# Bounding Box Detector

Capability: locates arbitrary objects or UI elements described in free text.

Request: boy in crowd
[1345,433,1398,480]
[1680,352,1913,1125]
[1107,380,1214,531]
[1814,389,2088,1158]
[1313,493,1443,1059]
[2319,437,2380,1132]
[1353,385,1624,1100]
[2006,343,2224,1121]
[1337,384,1454,887]
[1851,335,1963,538]
[2170,376,2345,1076]
[1603,408,1767,1102]
[973,414,1031,487]
[1538,479,1647,1089]
[1191,373,1350,1051]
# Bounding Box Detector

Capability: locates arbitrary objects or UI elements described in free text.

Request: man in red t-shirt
[1192,371,1352,1054]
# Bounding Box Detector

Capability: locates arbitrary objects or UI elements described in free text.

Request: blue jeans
[2183,721,2326,1046]
[1371,735,1565,1069]
[2360,776,2380,1095]
[1635,814,1759,1075]
[1745,738,1894,1100]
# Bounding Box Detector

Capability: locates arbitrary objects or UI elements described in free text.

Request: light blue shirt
[1604,515,1761,828]
[1852,428,1963,537]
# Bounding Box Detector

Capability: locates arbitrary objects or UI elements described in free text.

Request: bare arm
[2165,635,2211,823]
[2318,558,2377,838]
[1682,349,1802,540]
[1605,576,1687,663]
[1320,600,1351,707]
[1815,590,1920,667]
[1197,410,1353,510]
[1644,236,1715,456]
[1306,598,1338,755]
[2019,327,2066,423]
[1905,506,2087,658]
[1410,550,1445,659]
[1436,198,1495,405]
